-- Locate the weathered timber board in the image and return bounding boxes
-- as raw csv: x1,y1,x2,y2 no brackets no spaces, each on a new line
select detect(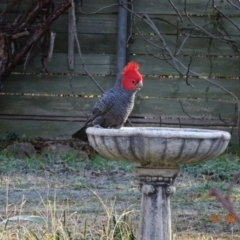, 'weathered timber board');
55,14,240,36
0,119,238,144
134,0,240,15
80,0,118,14
75,14,118,34
2,74,114,95
12,53,240,77
74,34,117,54
2,13,117,34
130,55,240,77
14,53,117,75
0,95,236,119
129,35,240,56
4,13,239,39
132,97,236,119
52,14,117,34
2,0,236,15
0,120,81,138
15,13,238,36
0,114,234,127
2,74,240,100
134,15,240,36
0,95,94,116
139,77,240,99
54,33,240,56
